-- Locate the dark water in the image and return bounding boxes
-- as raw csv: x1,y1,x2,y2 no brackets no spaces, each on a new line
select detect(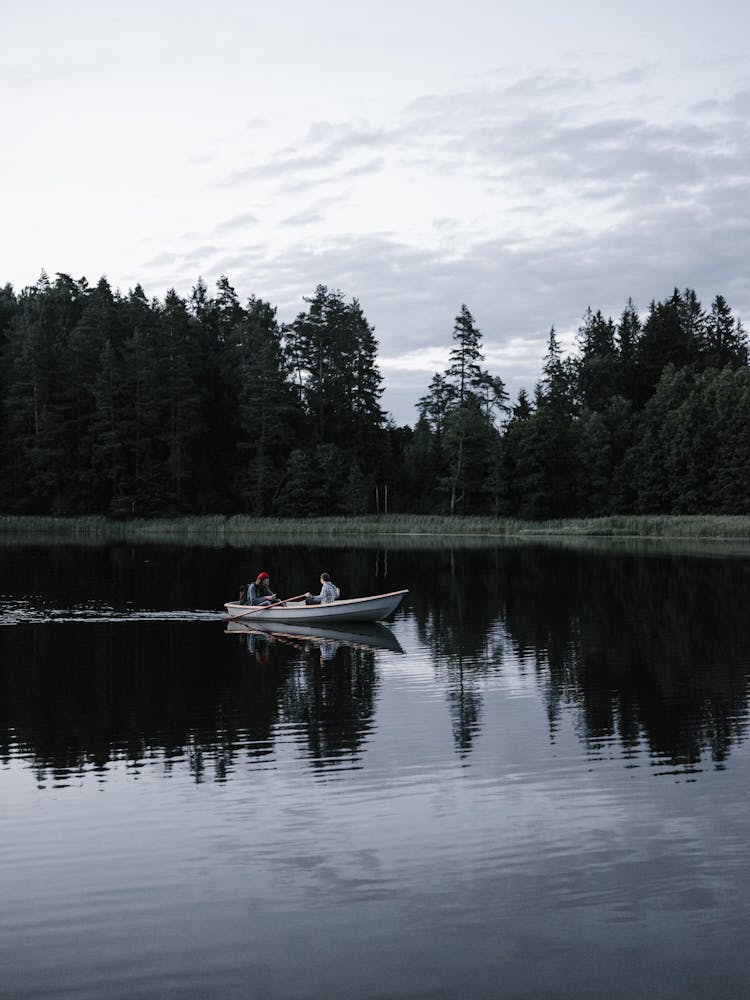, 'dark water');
1,540,749,999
